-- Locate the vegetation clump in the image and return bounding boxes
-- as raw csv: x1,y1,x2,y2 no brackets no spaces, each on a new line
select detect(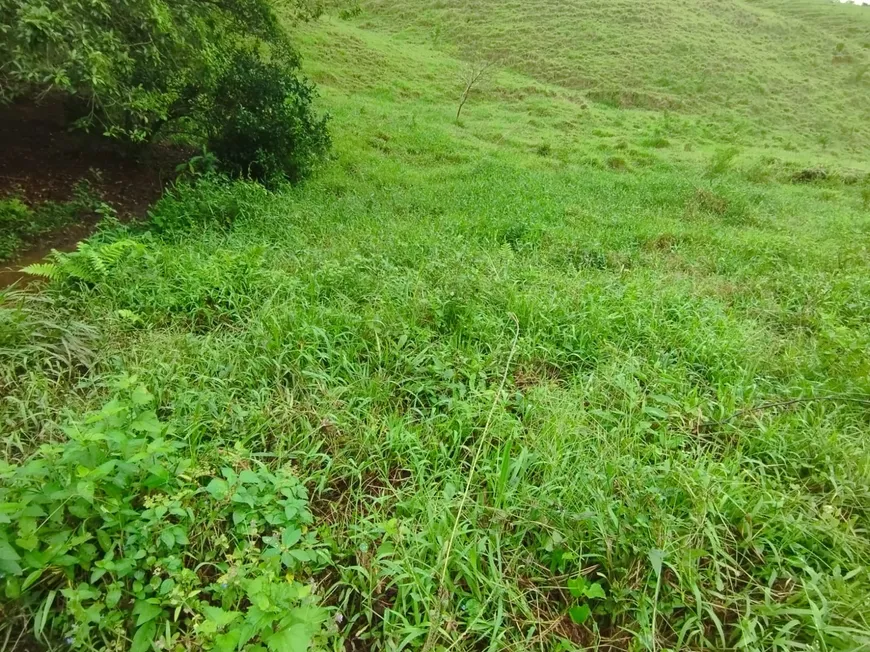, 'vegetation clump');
0,378,329,651
0,0,329,182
